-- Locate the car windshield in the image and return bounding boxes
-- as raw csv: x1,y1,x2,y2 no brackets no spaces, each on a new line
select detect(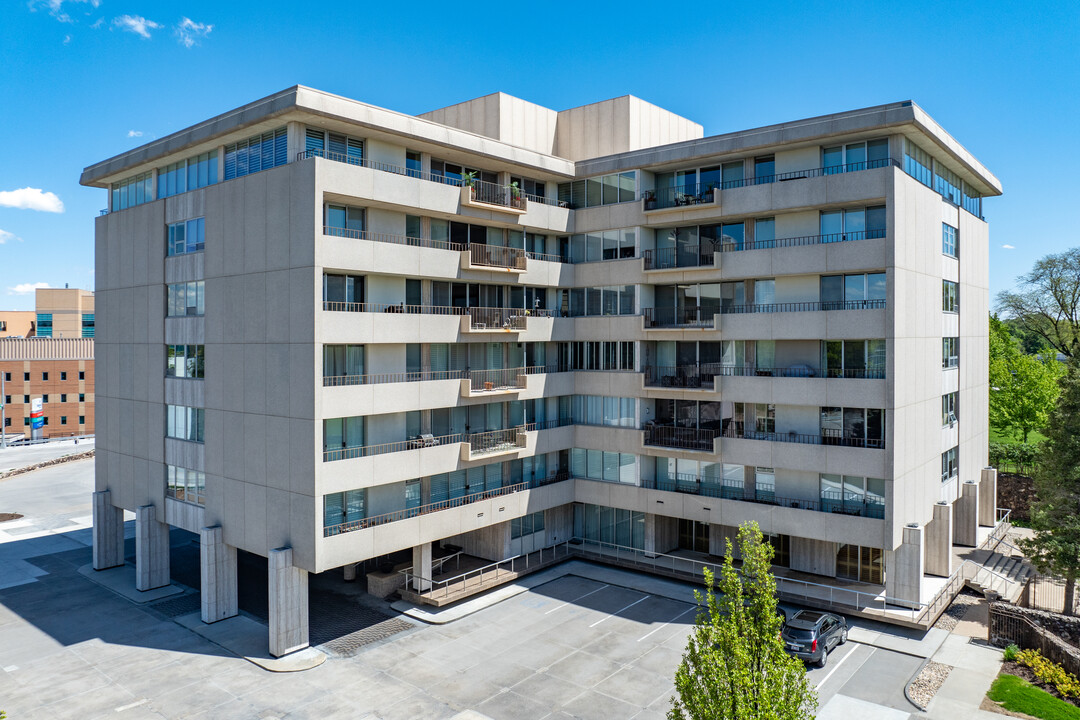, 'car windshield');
784,628,815,640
